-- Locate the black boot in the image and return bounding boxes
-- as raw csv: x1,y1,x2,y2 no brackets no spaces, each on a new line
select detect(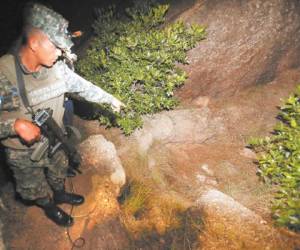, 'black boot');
53,190,84,206
36,197,74,227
